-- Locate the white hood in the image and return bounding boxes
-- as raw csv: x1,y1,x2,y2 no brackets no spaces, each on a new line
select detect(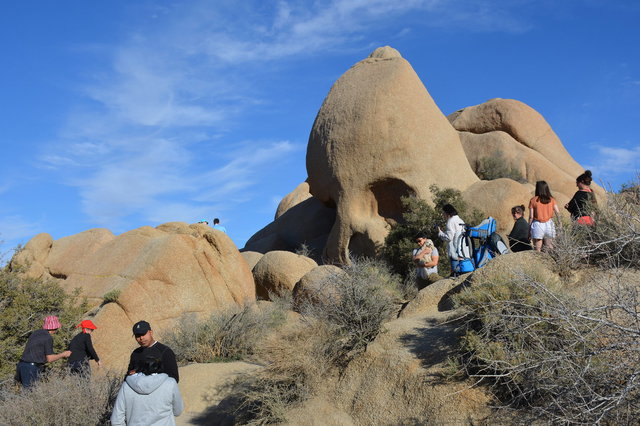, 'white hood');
125,372,169,395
